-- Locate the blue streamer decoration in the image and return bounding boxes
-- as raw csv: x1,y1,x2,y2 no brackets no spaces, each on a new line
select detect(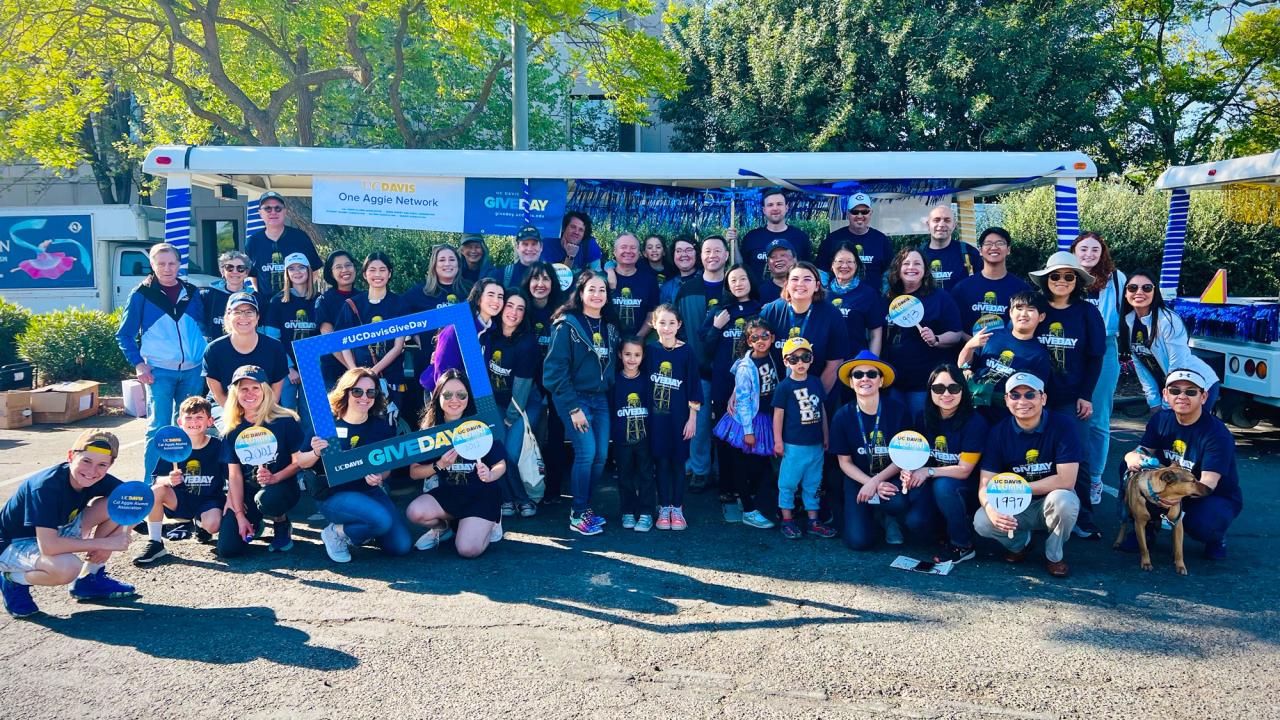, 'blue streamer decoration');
1171,298,1279,345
